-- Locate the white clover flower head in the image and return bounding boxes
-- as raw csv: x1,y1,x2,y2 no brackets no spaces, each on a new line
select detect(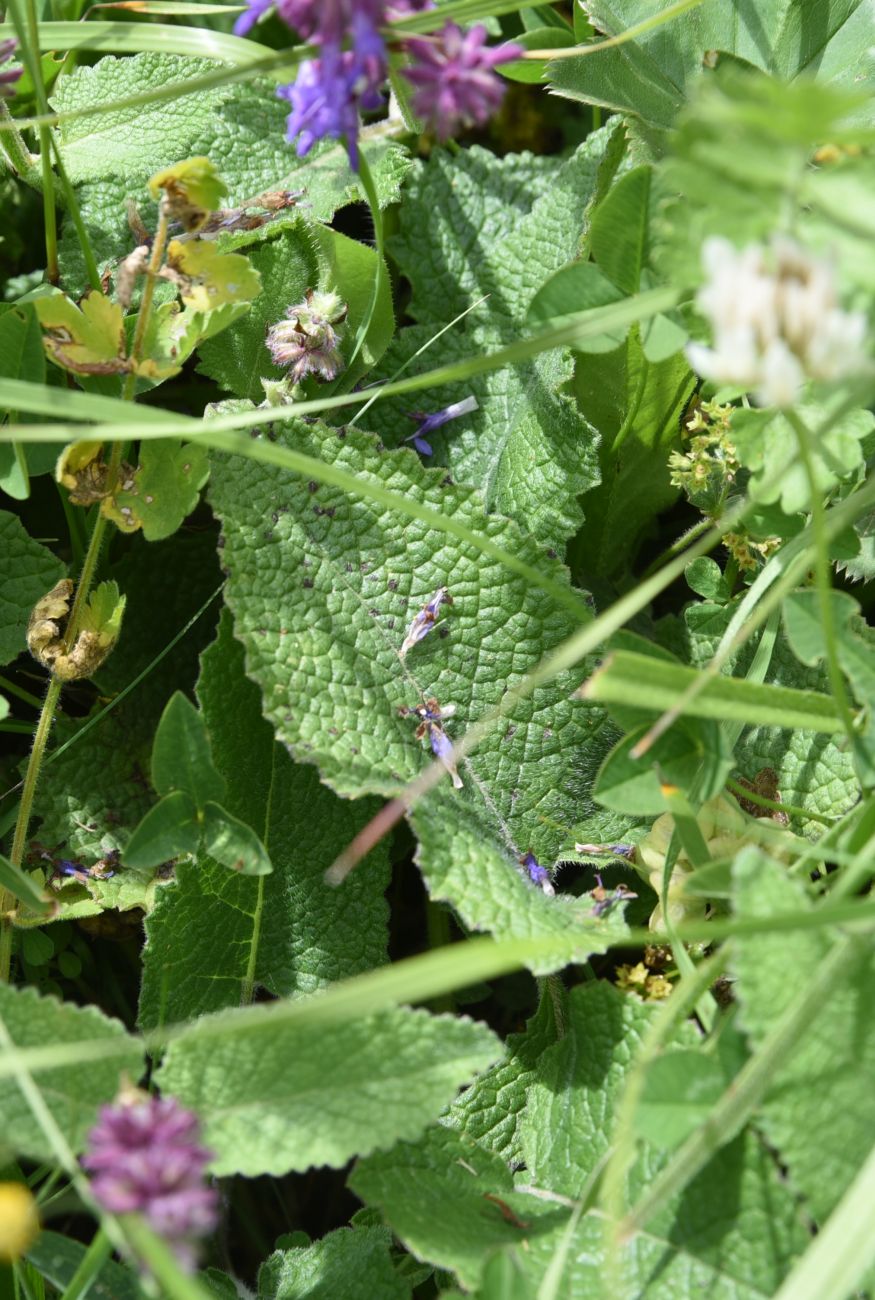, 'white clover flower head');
686,235,869,408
